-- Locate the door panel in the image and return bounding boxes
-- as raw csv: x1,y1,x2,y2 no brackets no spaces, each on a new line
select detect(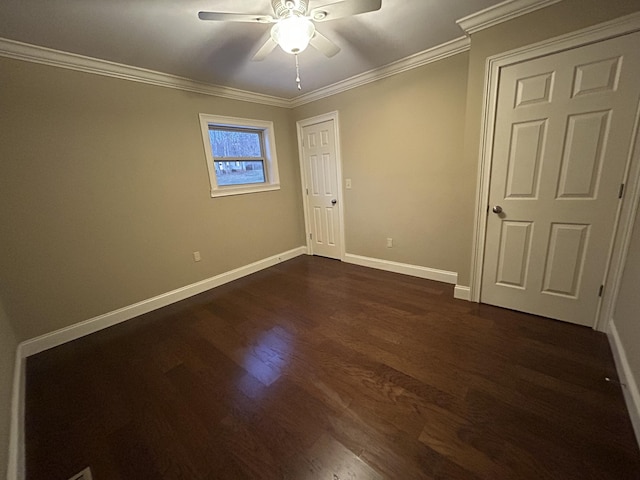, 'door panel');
302,120,342,259
496,221,533,288
541,223,589,297
505,120,546,198
481,32,640,326
572,57,621,97
557,111,609,198
515,72,554,107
